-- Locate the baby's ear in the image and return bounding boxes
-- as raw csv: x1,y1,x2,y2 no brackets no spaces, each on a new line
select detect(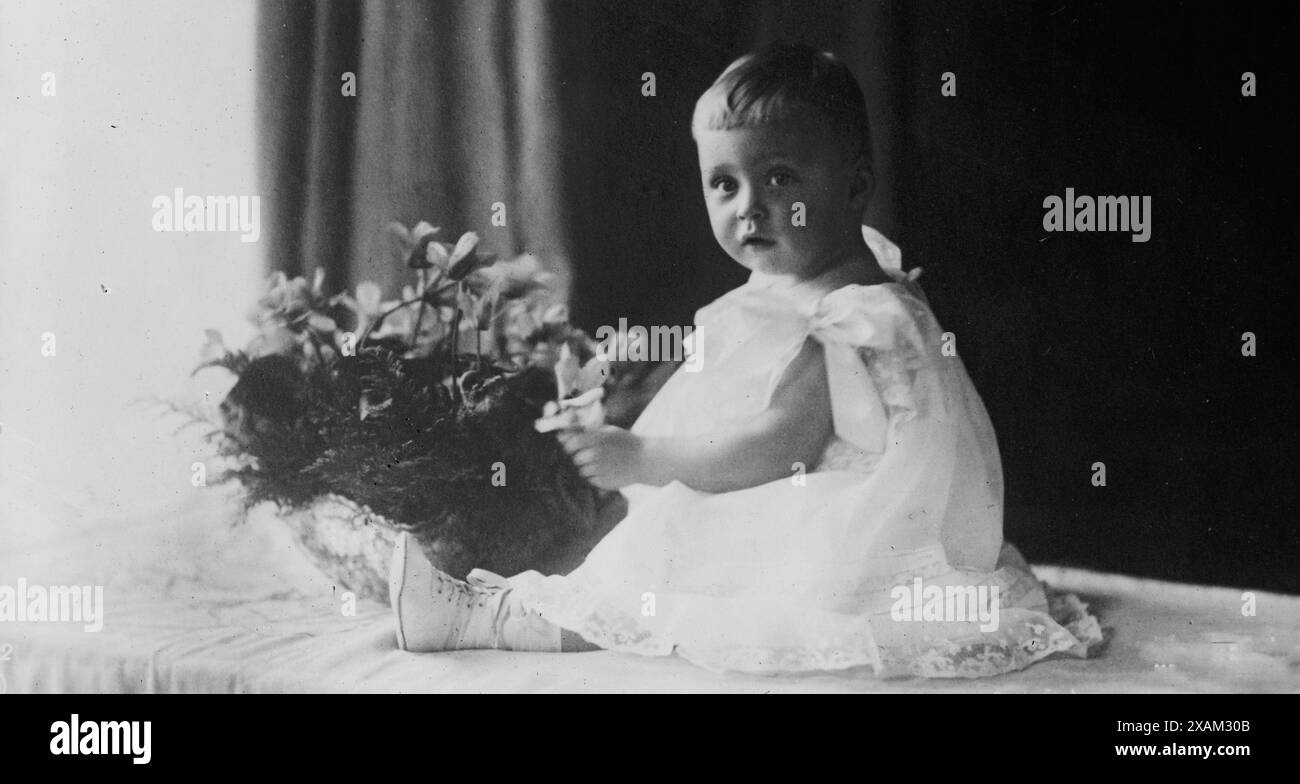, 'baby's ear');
849,152,875,215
